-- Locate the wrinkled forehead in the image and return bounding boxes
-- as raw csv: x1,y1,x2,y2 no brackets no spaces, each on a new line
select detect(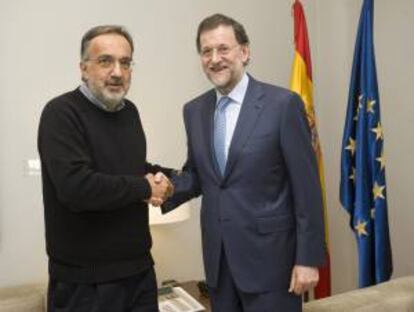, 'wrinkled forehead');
199,25,238,48
86,34,133,58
